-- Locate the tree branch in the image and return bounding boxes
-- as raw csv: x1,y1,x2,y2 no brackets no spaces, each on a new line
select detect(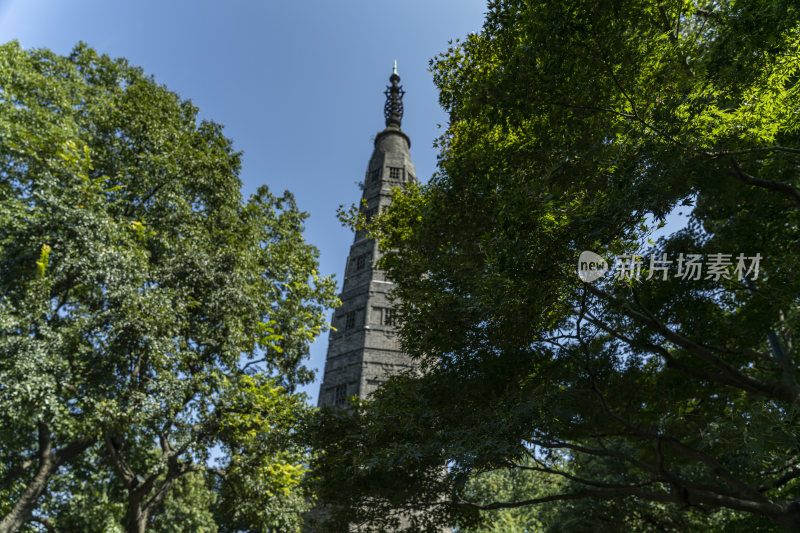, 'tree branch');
104,437,135,488
729,159,800,207
508,459,658,491
585,284,800,404
571,300,768,504
455,485,678,511
710,146,800,157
